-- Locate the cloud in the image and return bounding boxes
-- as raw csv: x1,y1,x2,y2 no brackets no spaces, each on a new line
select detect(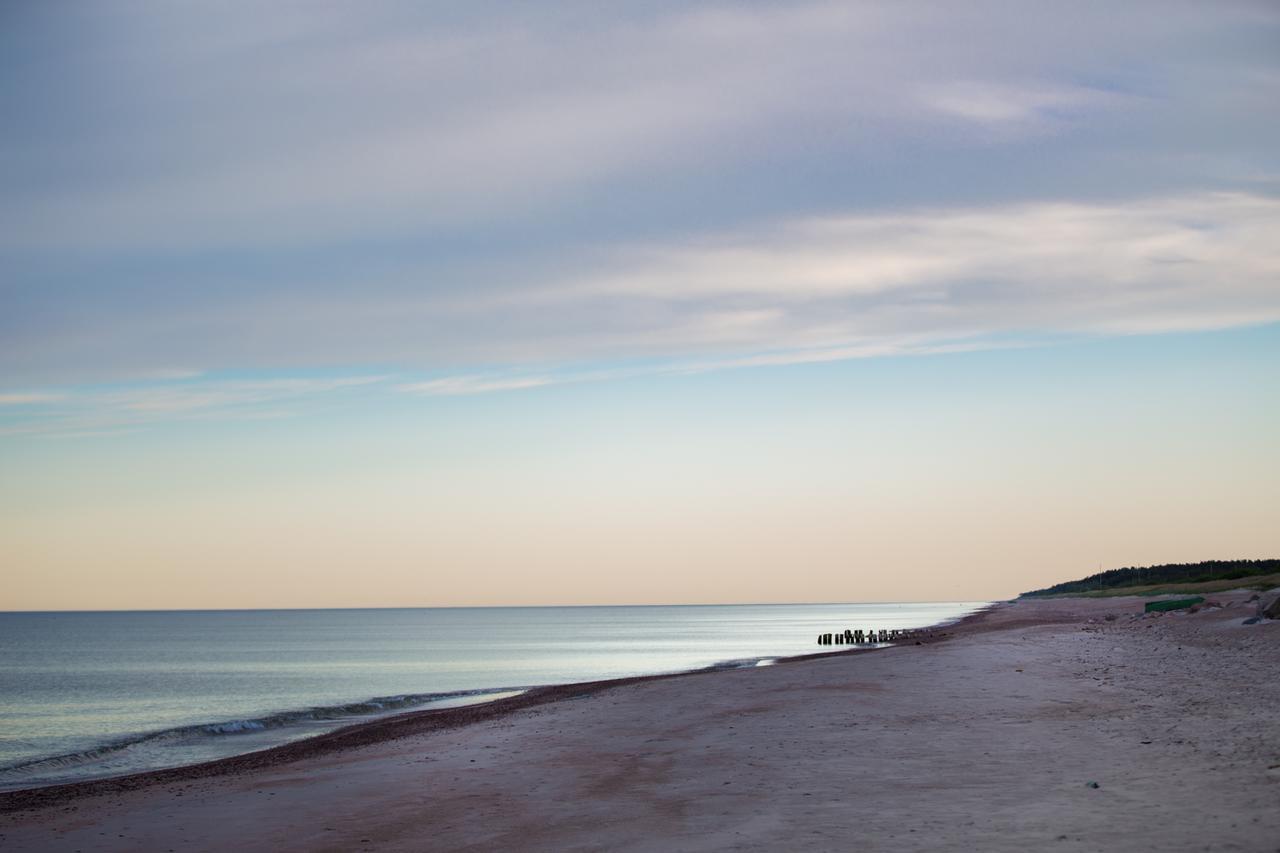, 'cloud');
392,336,1035,400
400,190,1280,388
397,375,555,396
921,81,1124,128
98,376,388,414
0,393,65,405
2,188,1276,425
576,192,1274,302
537,190,1280,342
3,1,1275,252
0,376,388,437
4,191,1277,407
1,1,1278,402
